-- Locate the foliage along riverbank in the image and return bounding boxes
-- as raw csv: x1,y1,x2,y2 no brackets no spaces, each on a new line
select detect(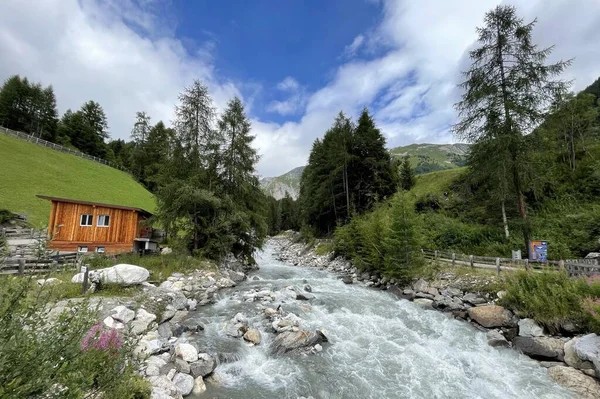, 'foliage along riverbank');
272,233,600,398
